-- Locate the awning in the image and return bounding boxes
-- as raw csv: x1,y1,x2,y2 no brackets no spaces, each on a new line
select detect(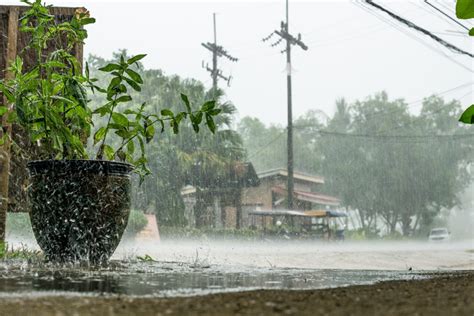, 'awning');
272,186,340,206
303,210,347,218
248,210,306,217
248,209,347,218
